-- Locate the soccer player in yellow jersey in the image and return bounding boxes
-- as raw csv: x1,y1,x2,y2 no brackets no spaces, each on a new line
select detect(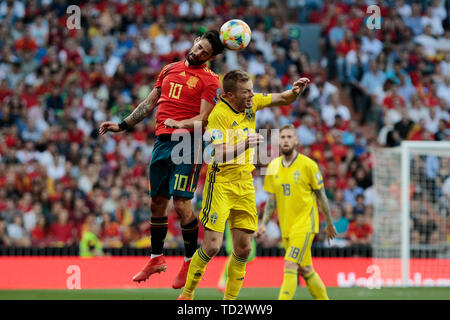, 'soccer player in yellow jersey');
178,70,310,300
257,124,337,300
